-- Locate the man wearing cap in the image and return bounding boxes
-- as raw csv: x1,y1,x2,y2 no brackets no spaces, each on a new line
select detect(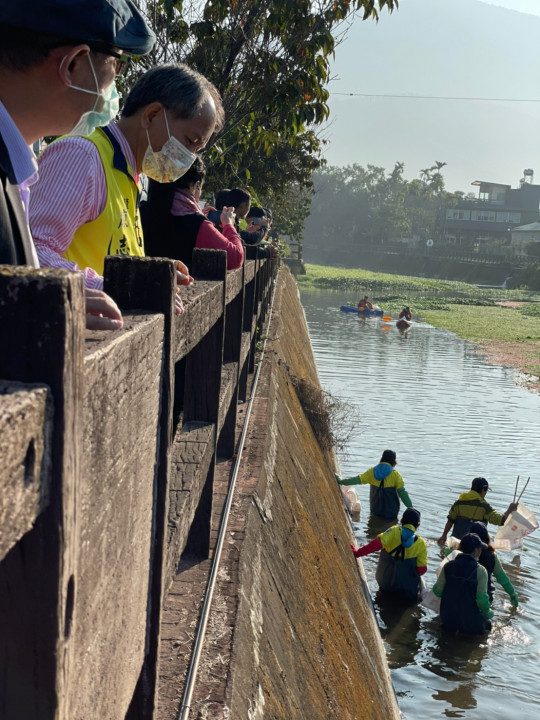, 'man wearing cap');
351,508,427,602
0,0,154,329
433,532,494,634
437,477,518,545
336,449,413,519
